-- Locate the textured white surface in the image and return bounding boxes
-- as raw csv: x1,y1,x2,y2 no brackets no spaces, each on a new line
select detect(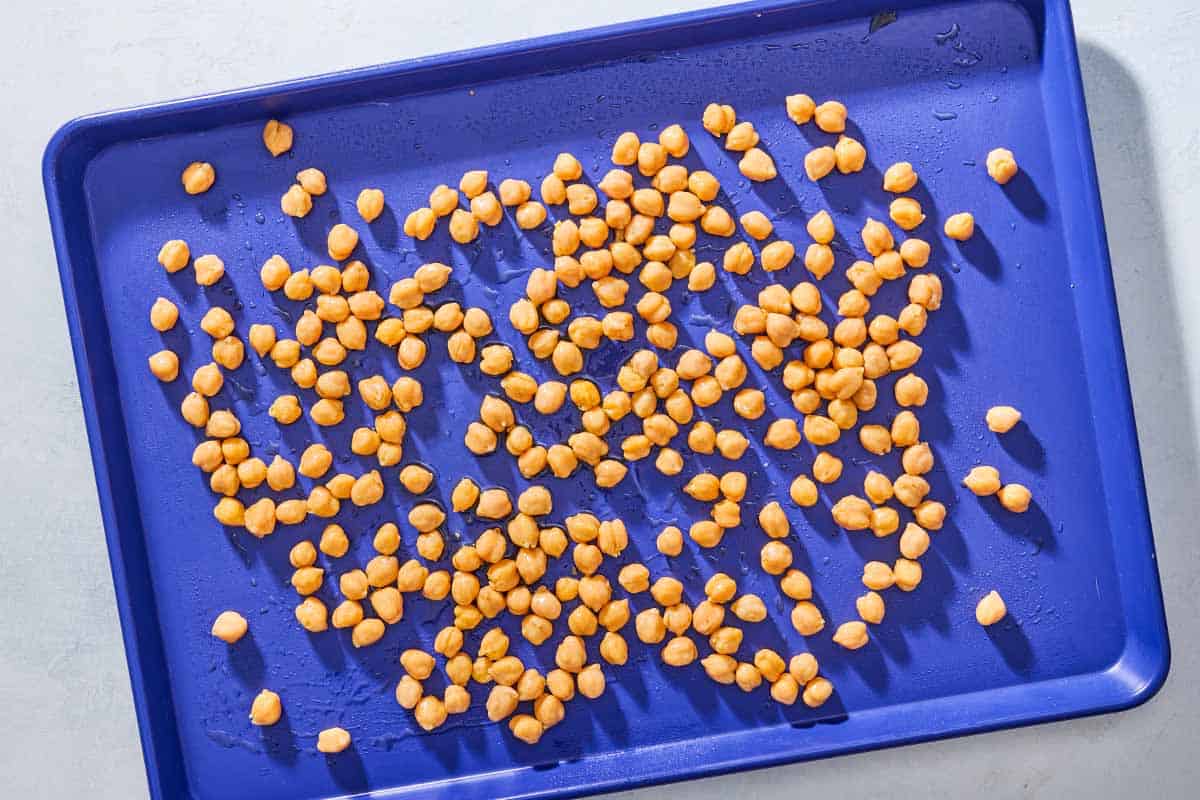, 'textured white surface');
2,1,1197,797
